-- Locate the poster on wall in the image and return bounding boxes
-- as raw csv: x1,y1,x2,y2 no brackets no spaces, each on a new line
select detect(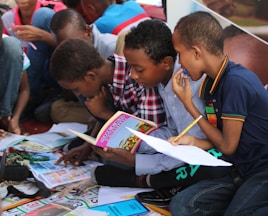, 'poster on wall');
193,0,268,45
